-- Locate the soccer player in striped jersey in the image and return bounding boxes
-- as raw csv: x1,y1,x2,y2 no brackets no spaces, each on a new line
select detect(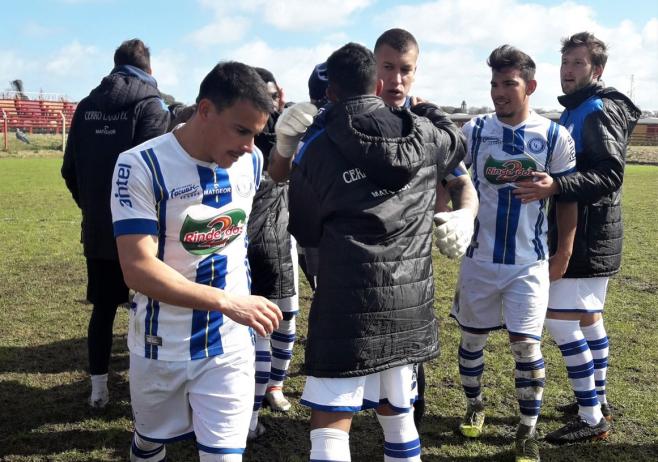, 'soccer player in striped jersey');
453,45,577,462
110,61,282,462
